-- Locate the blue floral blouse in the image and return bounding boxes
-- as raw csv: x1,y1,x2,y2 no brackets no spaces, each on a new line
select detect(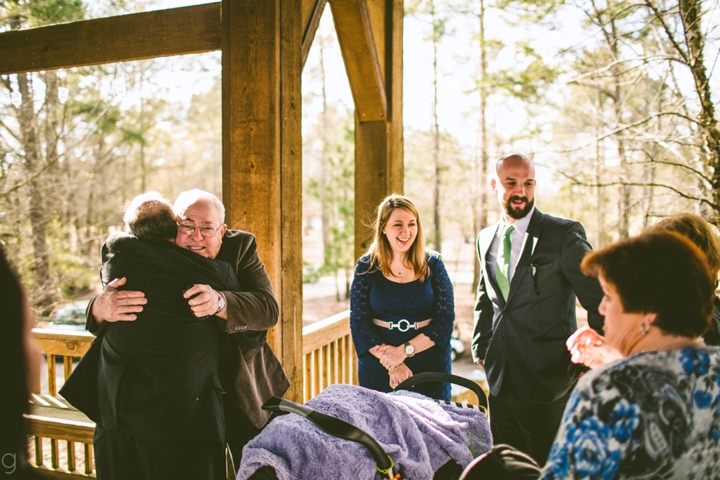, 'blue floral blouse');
349,252,455,400
542,346,720,479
